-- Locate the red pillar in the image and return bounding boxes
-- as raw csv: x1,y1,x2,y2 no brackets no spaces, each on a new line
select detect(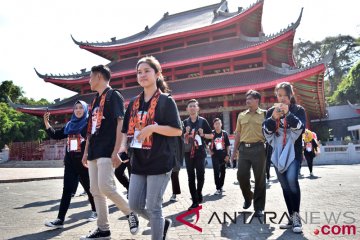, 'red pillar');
231,111,237,133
